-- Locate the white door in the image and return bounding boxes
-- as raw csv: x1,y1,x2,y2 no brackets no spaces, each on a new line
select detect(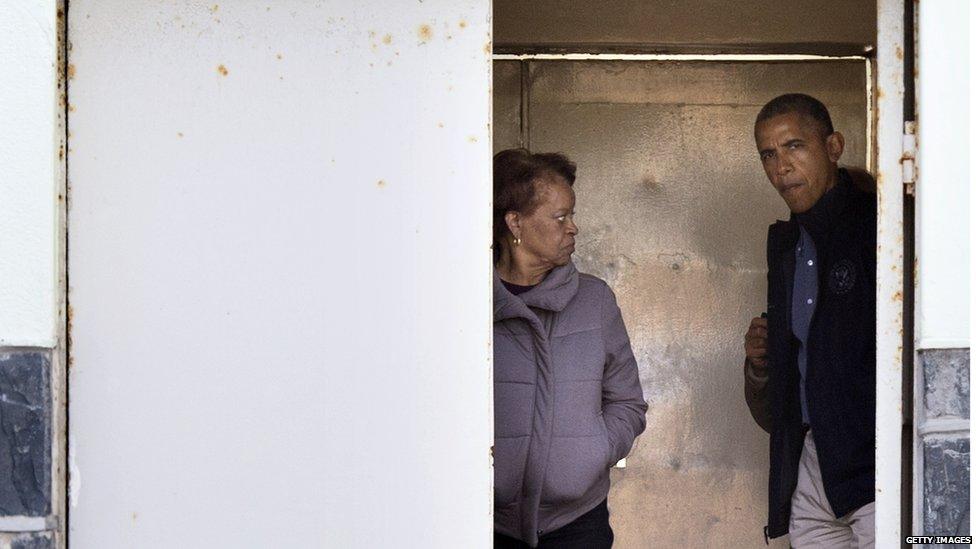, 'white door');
67,2,492,547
